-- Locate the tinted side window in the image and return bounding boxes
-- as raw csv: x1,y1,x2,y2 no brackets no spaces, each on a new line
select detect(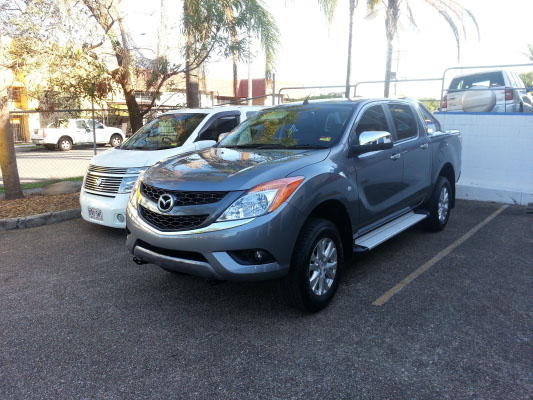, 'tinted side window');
199,115,240,141
418,105,440,134
388,104,418,141
355,105,389,136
